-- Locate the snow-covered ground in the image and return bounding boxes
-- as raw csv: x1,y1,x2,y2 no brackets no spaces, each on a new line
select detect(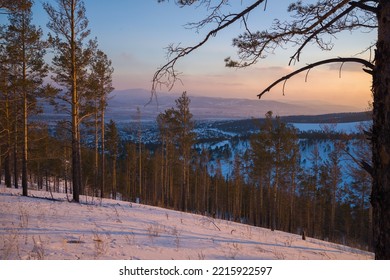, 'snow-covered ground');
0,185,373,260
290,121,372,134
